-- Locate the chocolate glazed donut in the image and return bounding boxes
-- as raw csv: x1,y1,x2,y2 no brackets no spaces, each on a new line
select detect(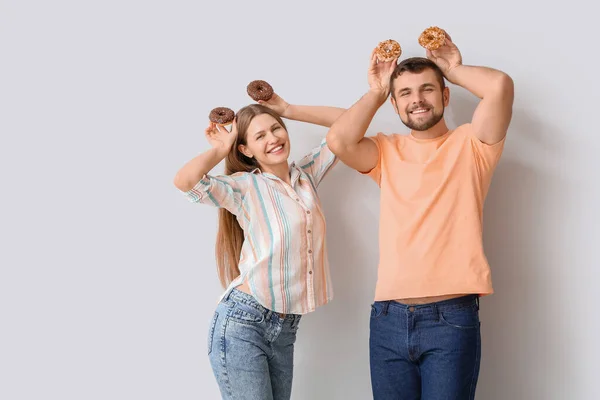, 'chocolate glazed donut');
208,107,235,126
246,80,274,102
